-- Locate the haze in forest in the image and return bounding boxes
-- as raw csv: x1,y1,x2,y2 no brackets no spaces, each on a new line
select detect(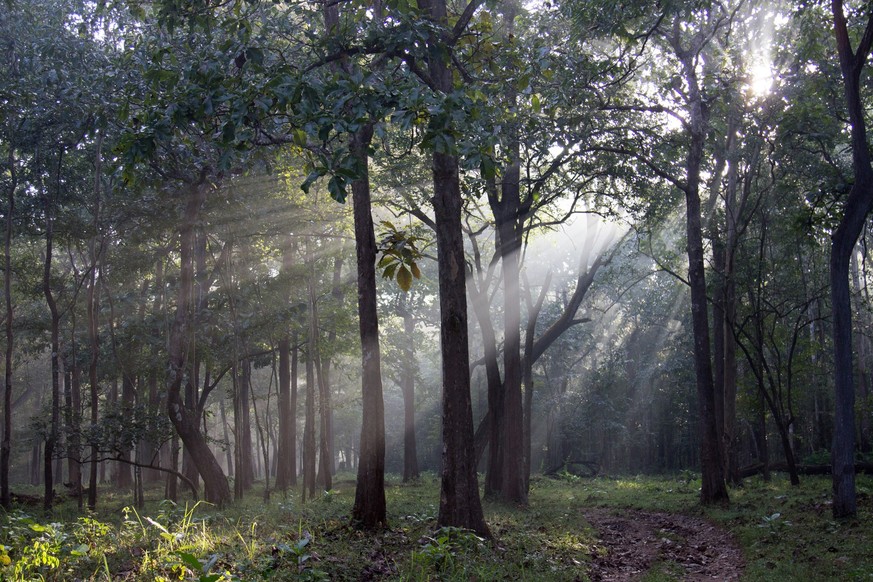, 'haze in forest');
1,4,872,578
